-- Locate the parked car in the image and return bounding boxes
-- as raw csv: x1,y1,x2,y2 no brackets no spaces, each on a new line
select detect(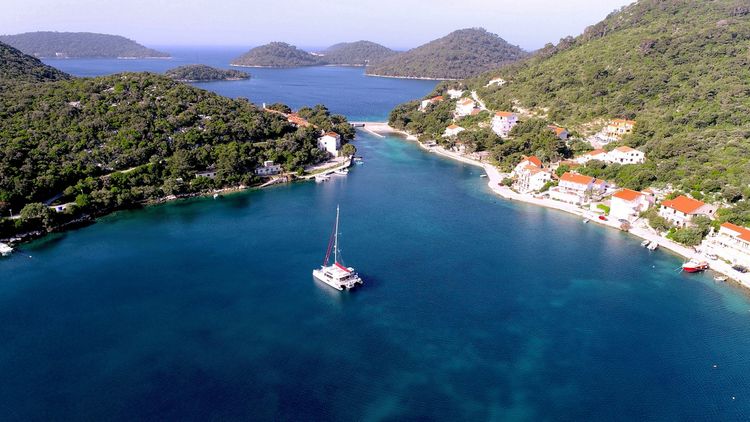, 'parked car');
732,265,748,273
598,215,608,221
